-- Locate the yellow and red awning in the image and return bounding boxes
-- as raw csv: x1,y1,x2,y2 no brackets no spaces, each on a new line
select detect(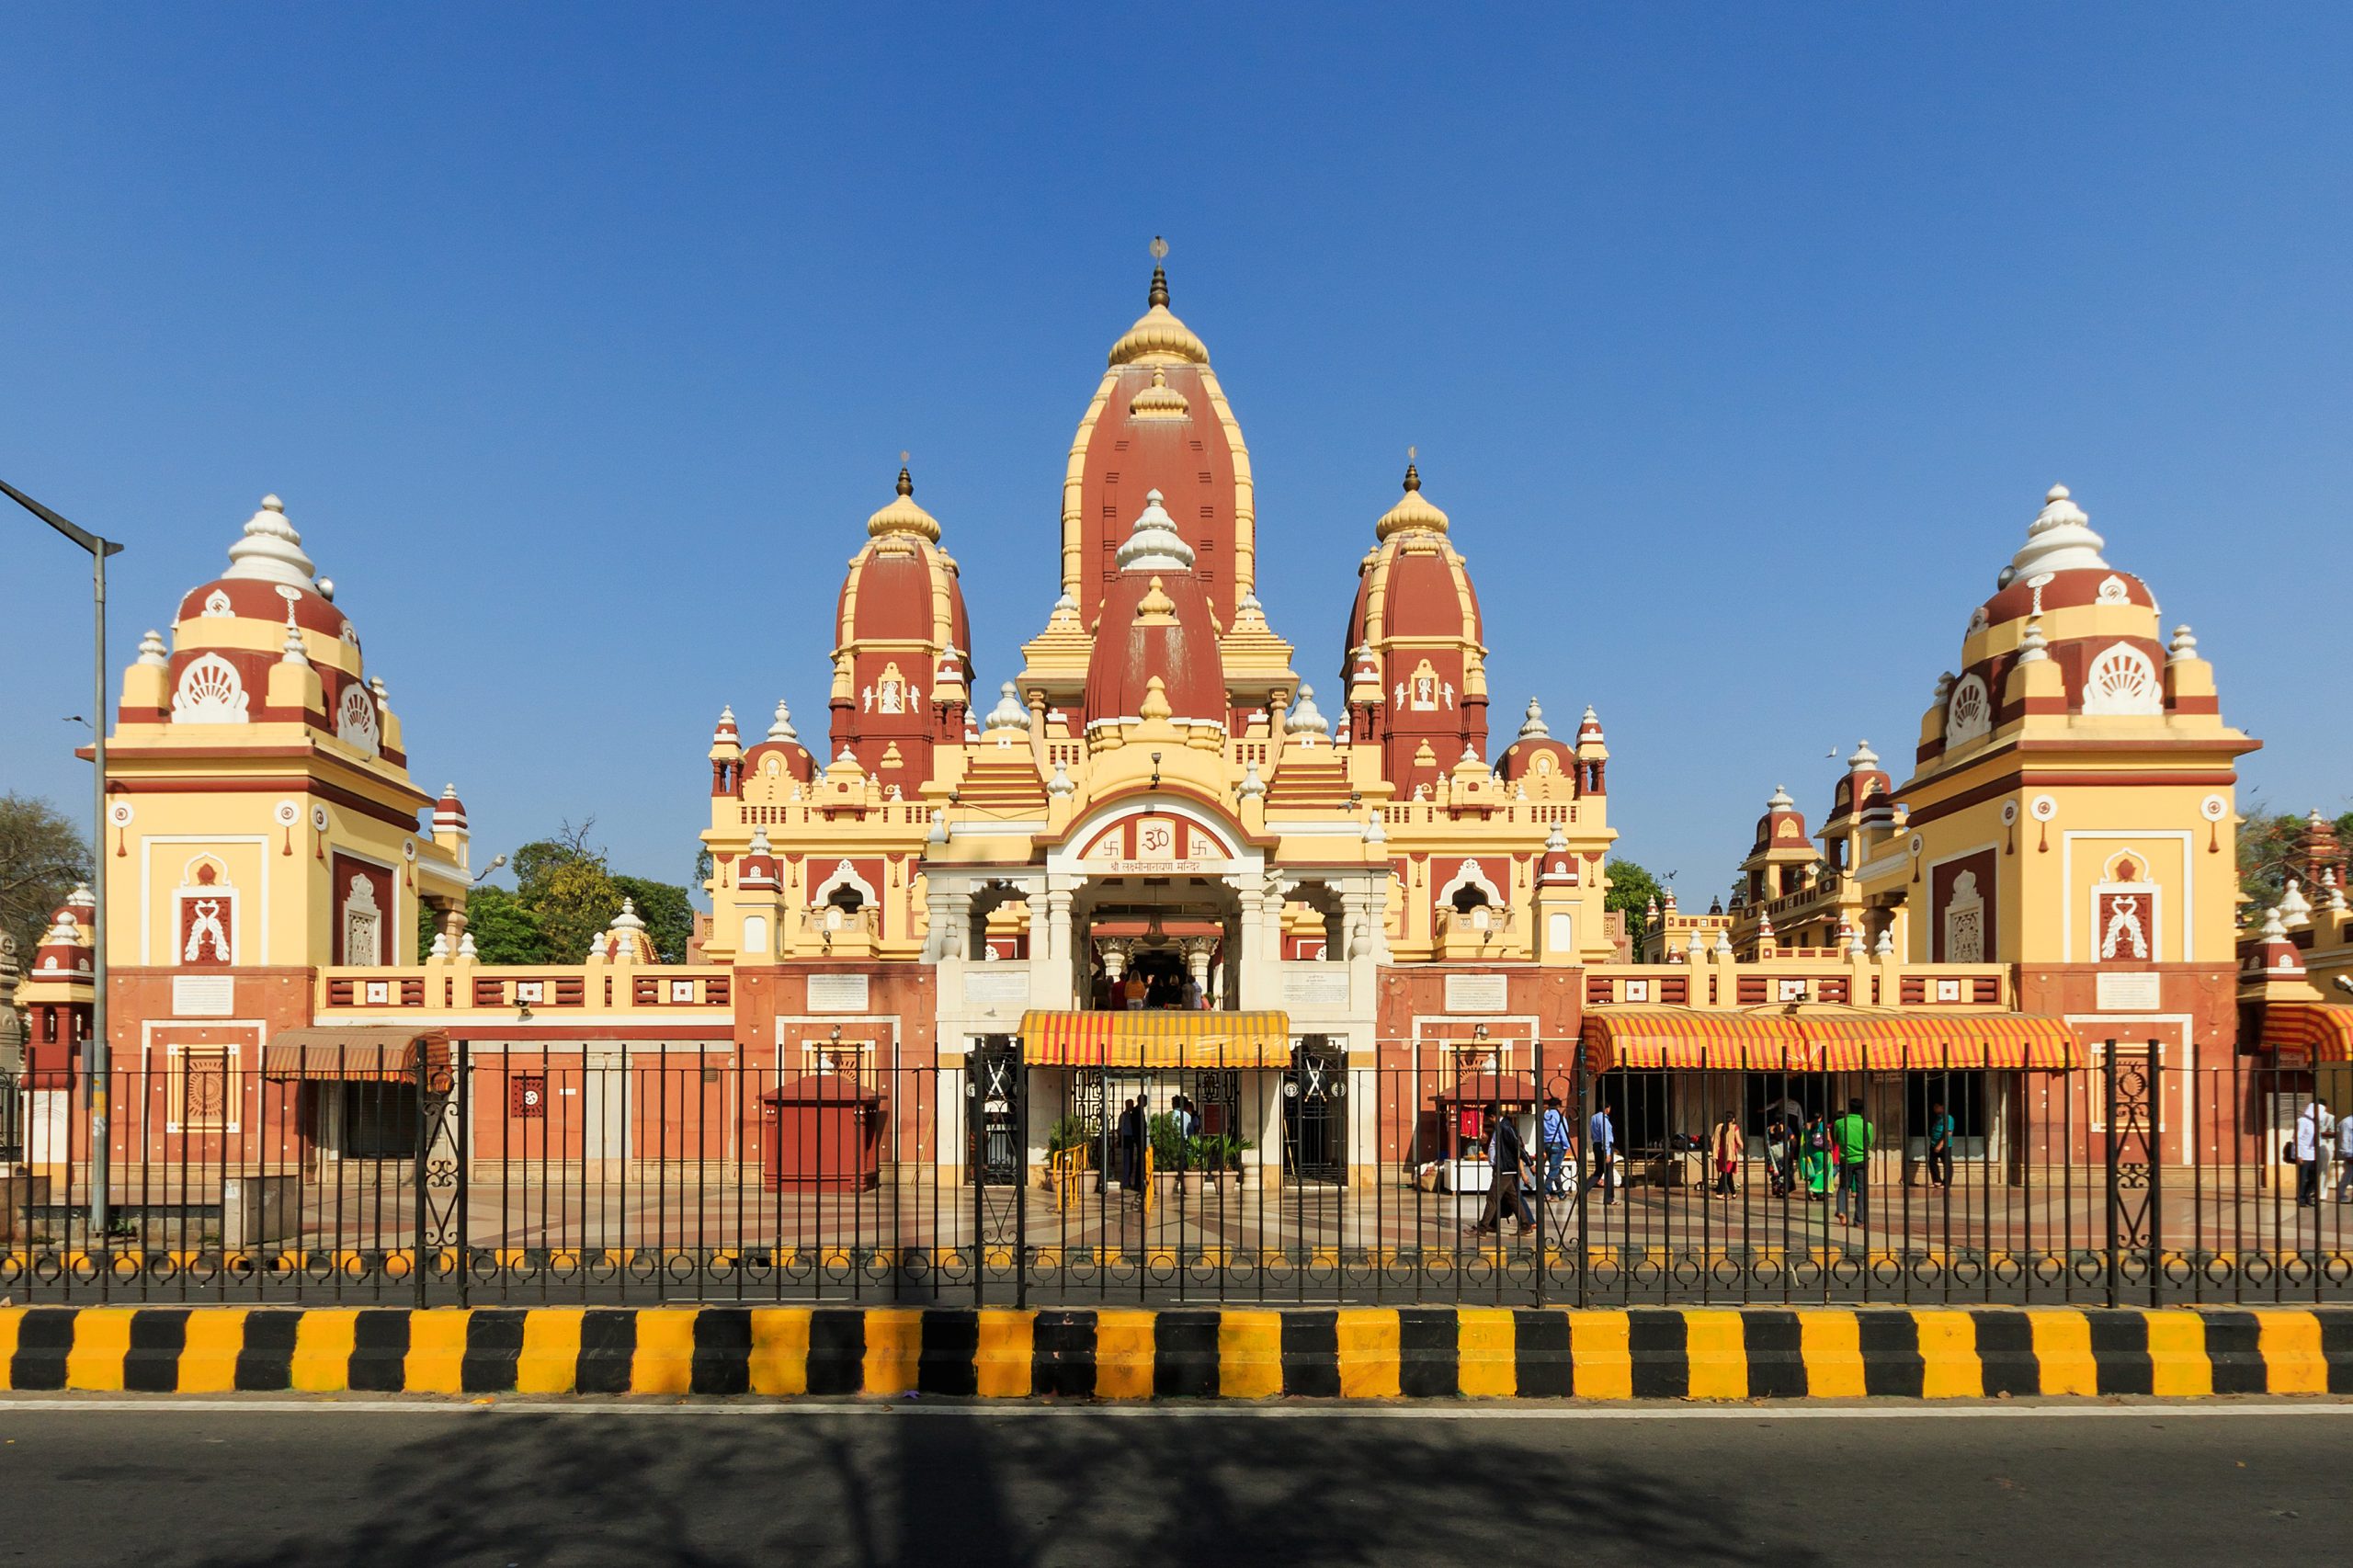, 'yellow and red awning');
2261,1002,2353,1063
1578,1008,1807,1073
1579,1006,2078,1074
1019,1010,1293,1068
